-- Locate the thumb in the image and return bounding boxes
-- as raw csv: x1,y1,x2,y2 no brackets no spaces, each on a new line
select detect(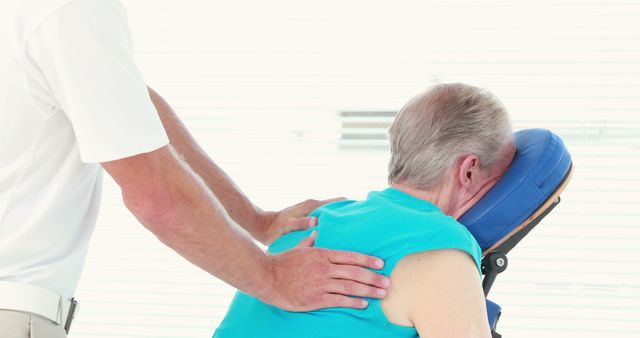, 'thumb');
296,230,317,248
